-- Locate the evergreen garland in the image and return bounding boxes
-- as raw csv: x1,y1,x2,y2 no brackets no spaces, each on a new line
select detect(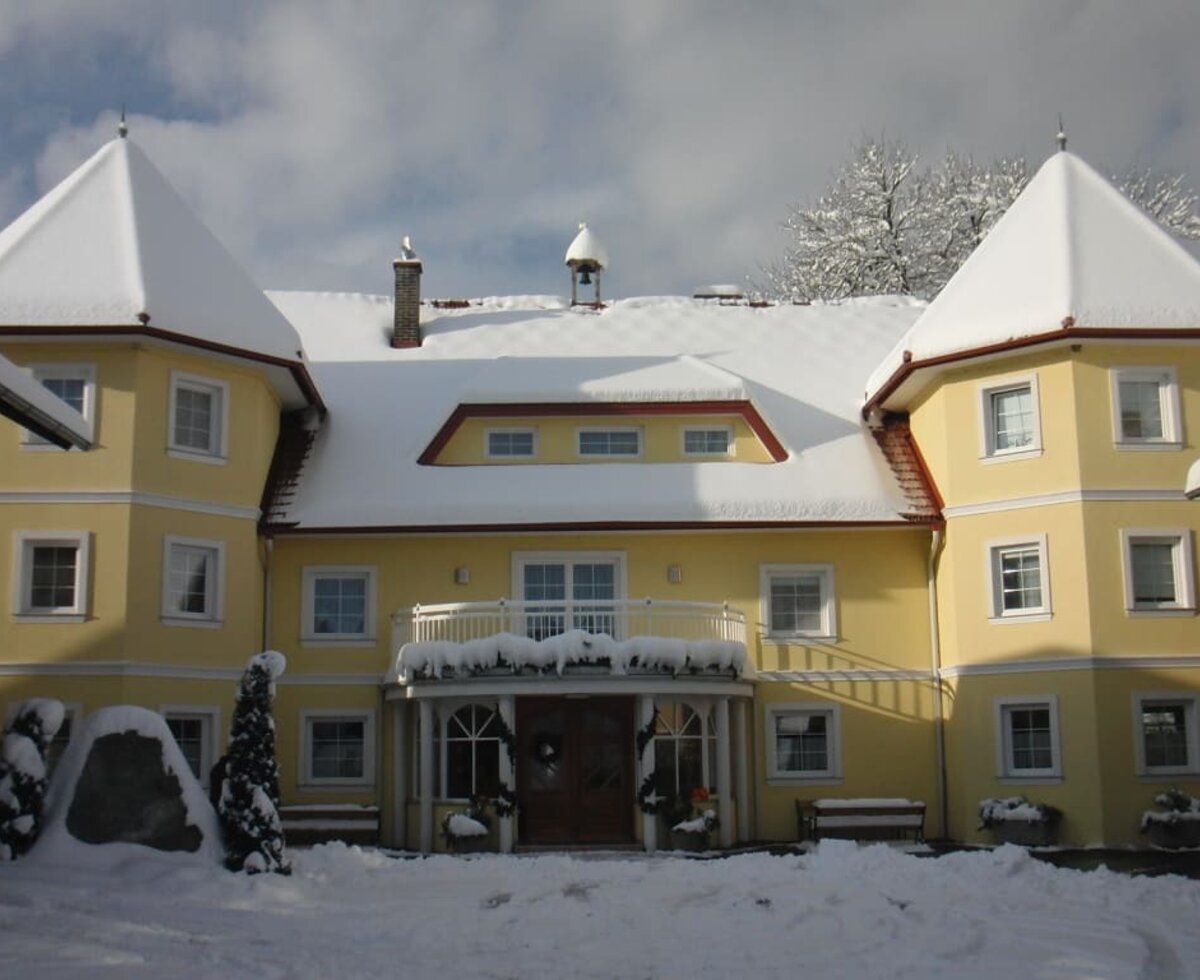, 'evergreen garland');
635,708,658,760
492,783,518,818
218,654,290,875
0,698,63,861
636,771,662,815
